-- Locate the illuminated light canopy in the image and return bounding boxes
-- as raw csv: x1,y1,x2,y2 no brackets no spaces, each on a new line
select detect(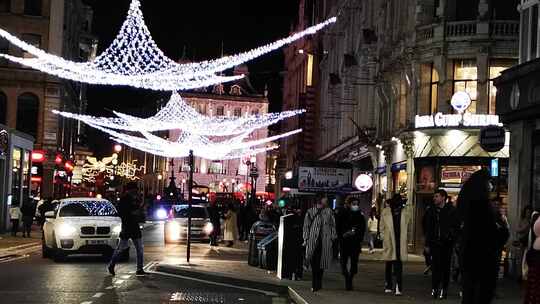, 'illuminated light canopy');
0,0,336,91
54,93,304,136
82,154,144,182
